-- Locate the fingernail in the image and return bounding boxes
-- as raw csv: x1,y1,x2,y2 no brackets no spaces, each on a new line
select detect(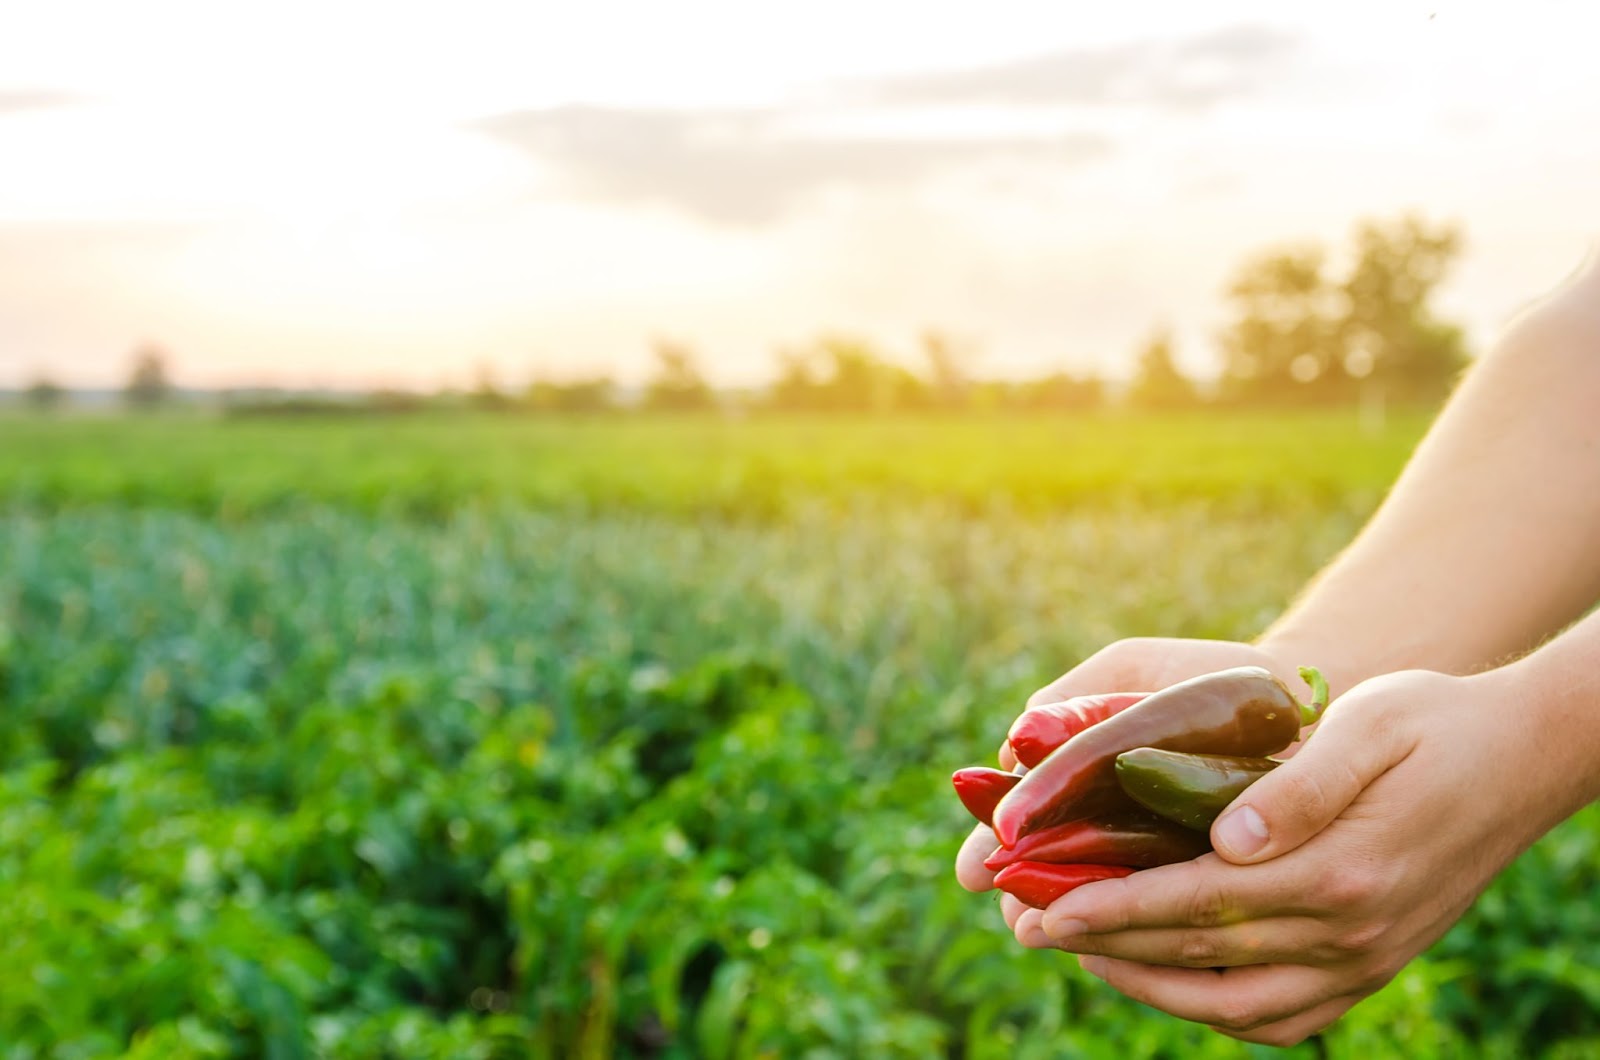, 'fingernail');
1215,804,1269,858
1078,955,1107,979
1043,916,1088,940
